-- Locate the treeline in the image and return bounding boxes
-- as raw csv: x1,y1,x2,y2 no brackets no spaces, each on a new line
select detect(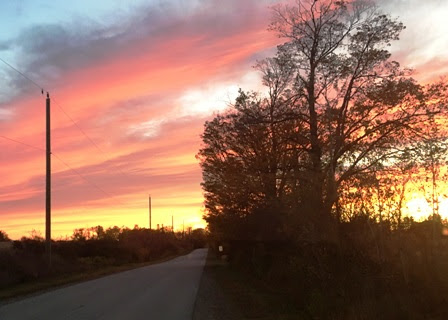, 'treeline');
0,226,206,290
198,1,448,318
